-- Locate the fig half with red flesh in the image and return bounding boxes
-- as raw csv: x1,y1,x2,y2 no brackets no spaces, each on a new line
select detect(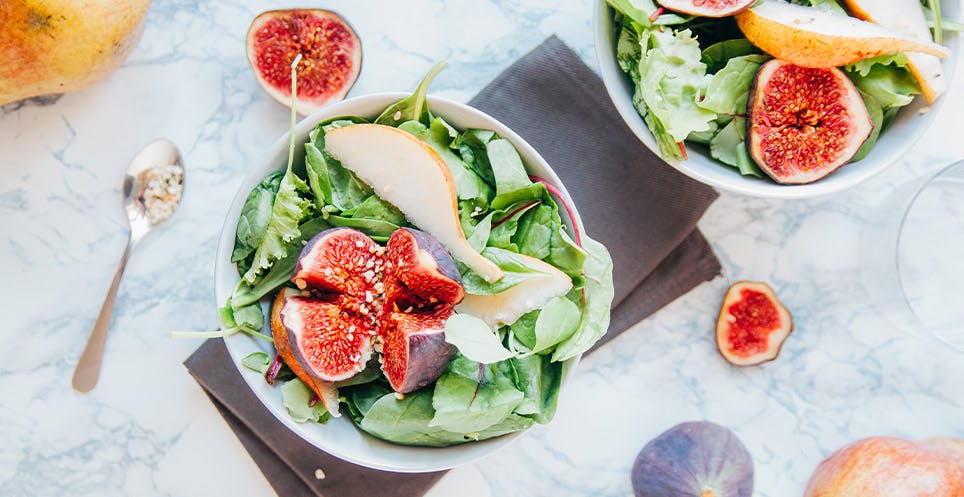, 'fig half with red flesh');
380,307,458,394
270,288,341,416
292,228,382,299
747,60,873,184
281,295,375,382
716,281,792,366
656,0,755,17
383,227,464,313
246,9,361,115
